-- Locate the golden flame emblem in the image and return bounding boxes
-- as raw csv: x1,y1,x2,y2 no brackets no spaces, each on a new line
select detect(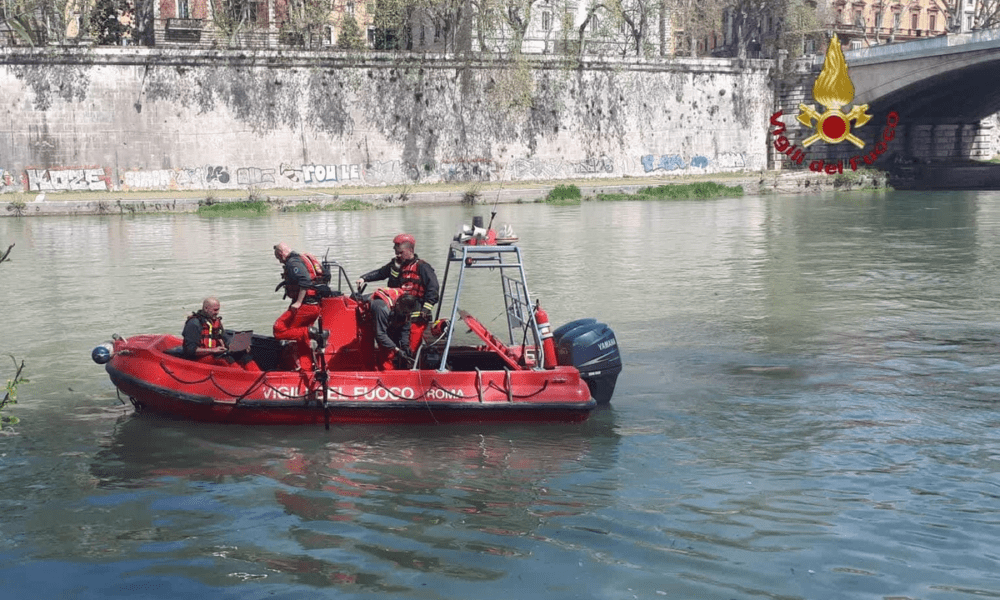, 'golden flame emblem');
798,35,872,148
